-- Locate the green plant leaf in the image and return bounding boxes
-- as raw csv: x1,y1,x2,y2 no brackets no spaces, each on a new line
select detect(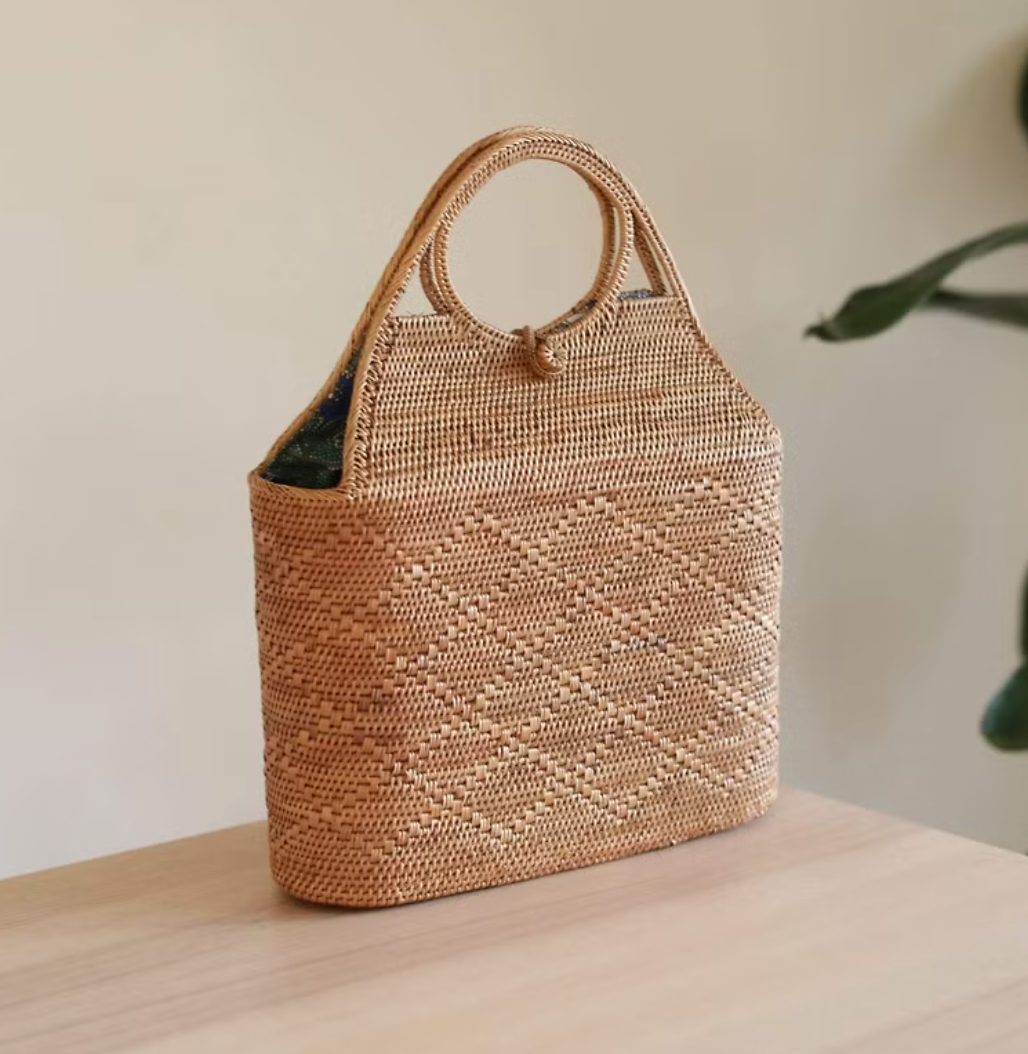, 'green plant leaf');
982,661,1028,750
925,287,1028,329
806,222,1028,342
